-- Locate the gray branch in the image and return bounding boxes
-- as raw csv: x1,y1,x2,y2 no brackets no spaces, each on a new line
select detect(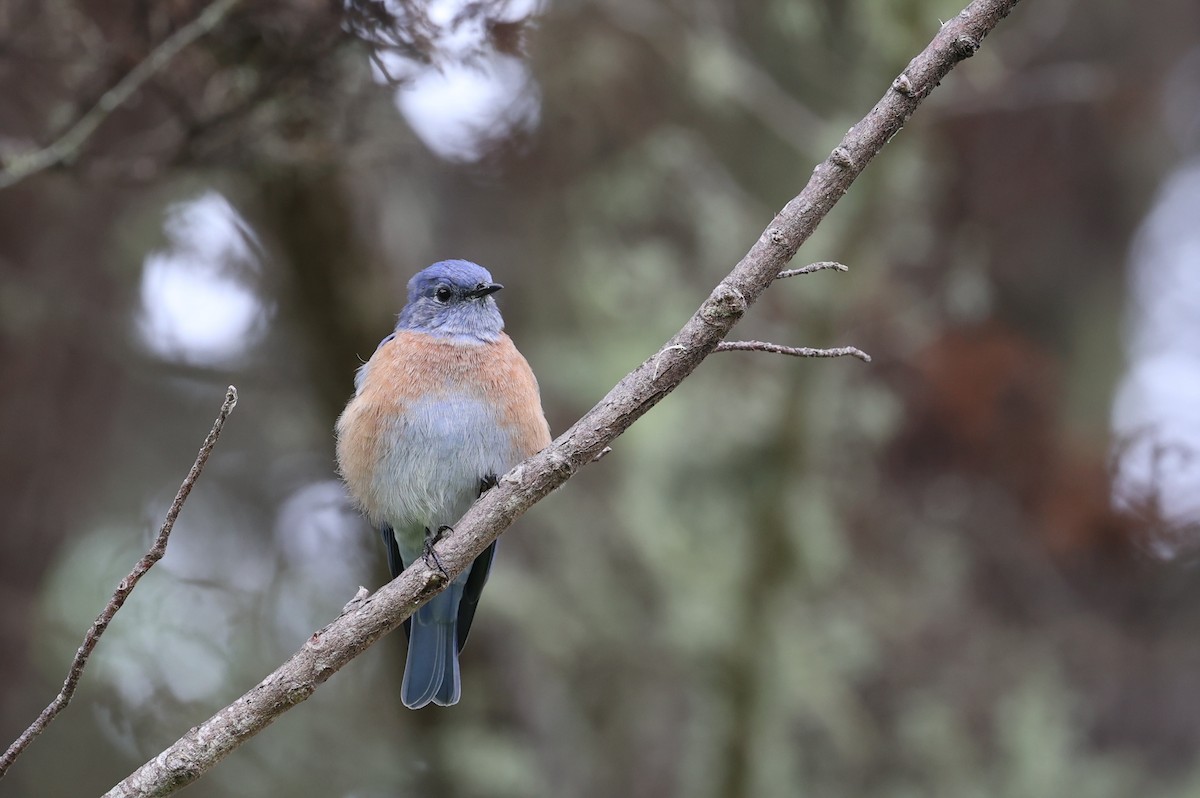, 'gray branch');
0,387,238,778
0,0,242,191
778,261,848,278
716,341,871,362
102,1,1024,794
